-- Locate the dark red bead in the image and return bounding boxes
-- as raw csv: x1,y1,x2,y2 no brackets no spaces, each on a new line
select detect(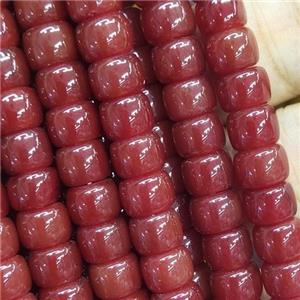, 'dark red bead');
0,8,19,48
183,228,203,266
0,218,19,261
